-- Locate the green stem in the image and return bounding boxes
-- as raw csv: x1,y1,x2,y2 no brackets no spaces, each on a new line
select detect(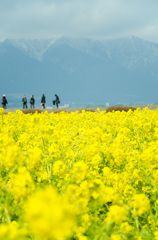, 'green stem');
4,206,11,223
135,216,139,233
37,124,46,155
